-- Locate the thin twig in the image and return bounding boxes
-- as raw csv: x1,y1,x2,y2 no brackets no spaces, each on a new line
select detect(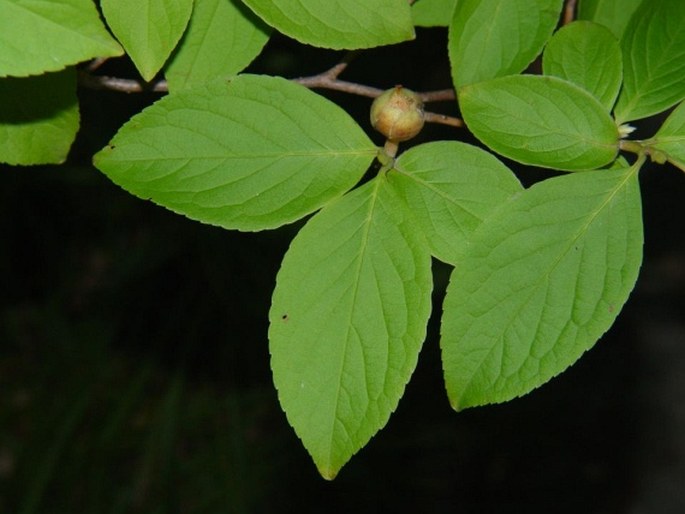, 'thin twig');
78,57,463,128
563,0,578,25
